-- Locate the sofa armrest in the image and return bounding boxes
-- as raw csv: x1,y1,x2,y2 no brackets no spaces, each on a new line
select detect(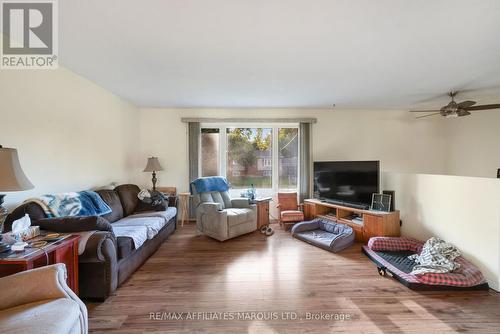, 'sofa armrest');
0,264,85,313
35,216,113,233
276,203,282,219
78,231,118,300
231,198,251,208
195,203,228,240
291,220,320,235
168,195,178,208
199,202,222,212
3,201,48,232
79,231,117,262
